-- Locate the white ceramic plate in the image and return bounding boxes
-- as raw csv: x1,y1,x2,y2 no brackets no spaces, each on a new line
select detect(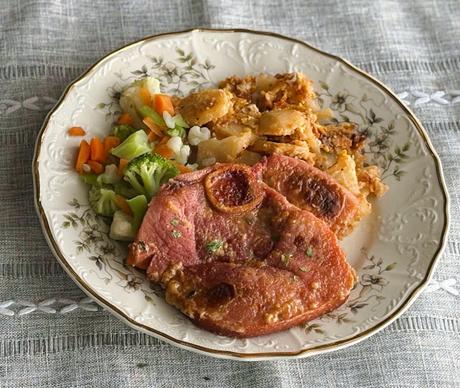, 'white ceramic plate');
33,29,449,360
